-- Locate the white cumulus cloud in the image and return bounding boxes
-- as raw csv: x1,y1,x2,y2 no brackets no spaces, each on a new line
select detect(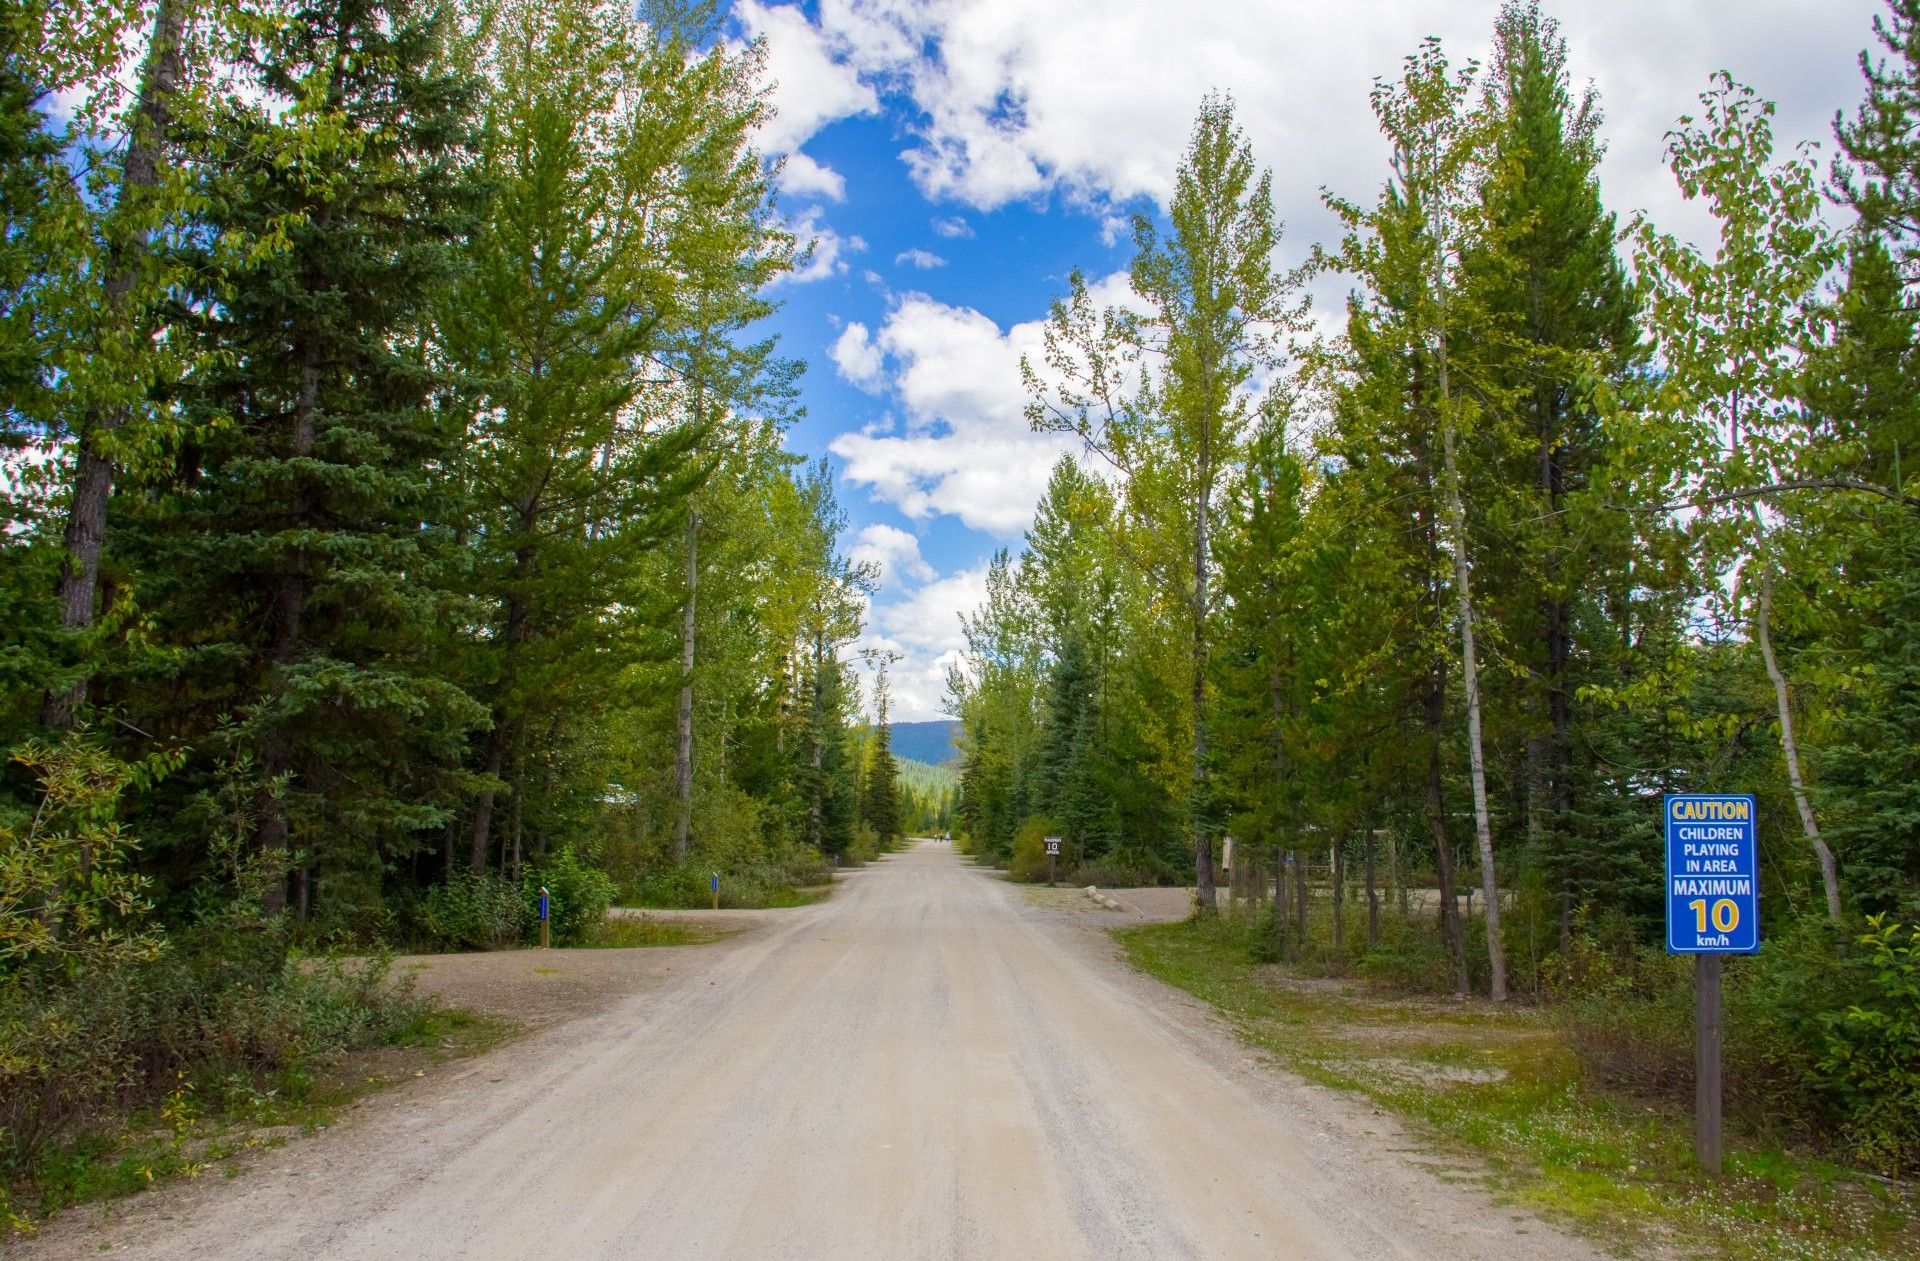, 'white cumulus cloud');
777,152,847,202
737,0,877,155
830,321,886,387
781,207,866,284
895,247,946,268
849,523,938,587
852,563,992,720
828,273,1143,537
785,0,1878,258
